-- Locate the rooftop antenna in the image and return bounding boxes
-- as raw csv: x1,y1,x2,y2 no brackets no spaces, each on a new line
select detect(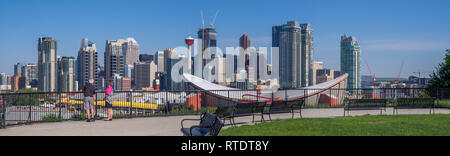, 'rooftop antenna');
209,10,220,28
